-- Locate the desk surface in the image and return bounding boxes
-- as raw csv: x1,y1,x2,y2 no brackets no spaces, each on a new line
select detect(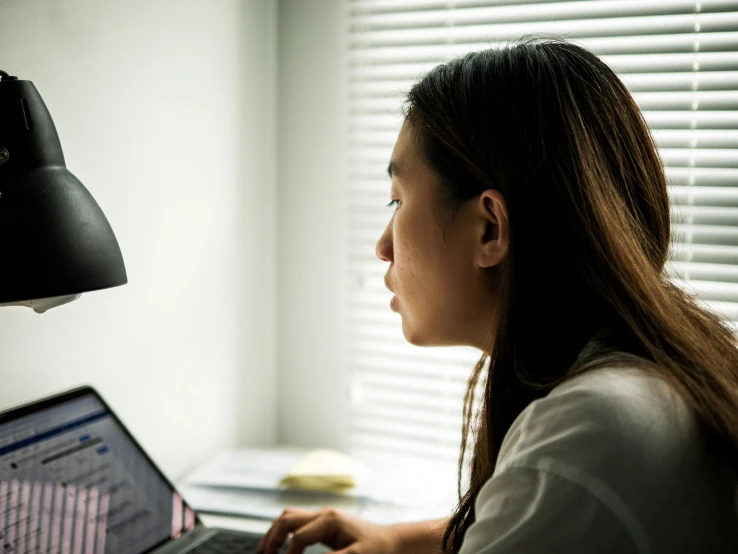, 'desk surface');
200,514,332,553
200,513,272,534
